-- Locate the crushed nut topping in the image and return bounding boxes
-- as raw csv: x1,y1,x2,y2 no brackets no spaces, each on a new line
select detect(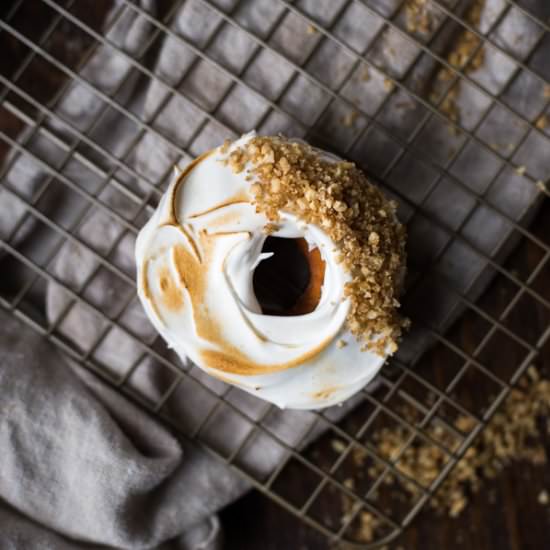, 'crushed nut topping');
262,222,280,235
221,135,407,355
